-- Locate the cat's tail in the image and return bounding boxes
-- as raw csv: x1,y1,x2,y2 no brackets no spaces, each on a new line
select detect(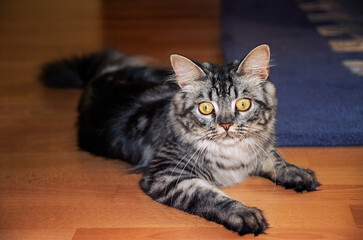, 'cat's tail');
40,49,144,88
